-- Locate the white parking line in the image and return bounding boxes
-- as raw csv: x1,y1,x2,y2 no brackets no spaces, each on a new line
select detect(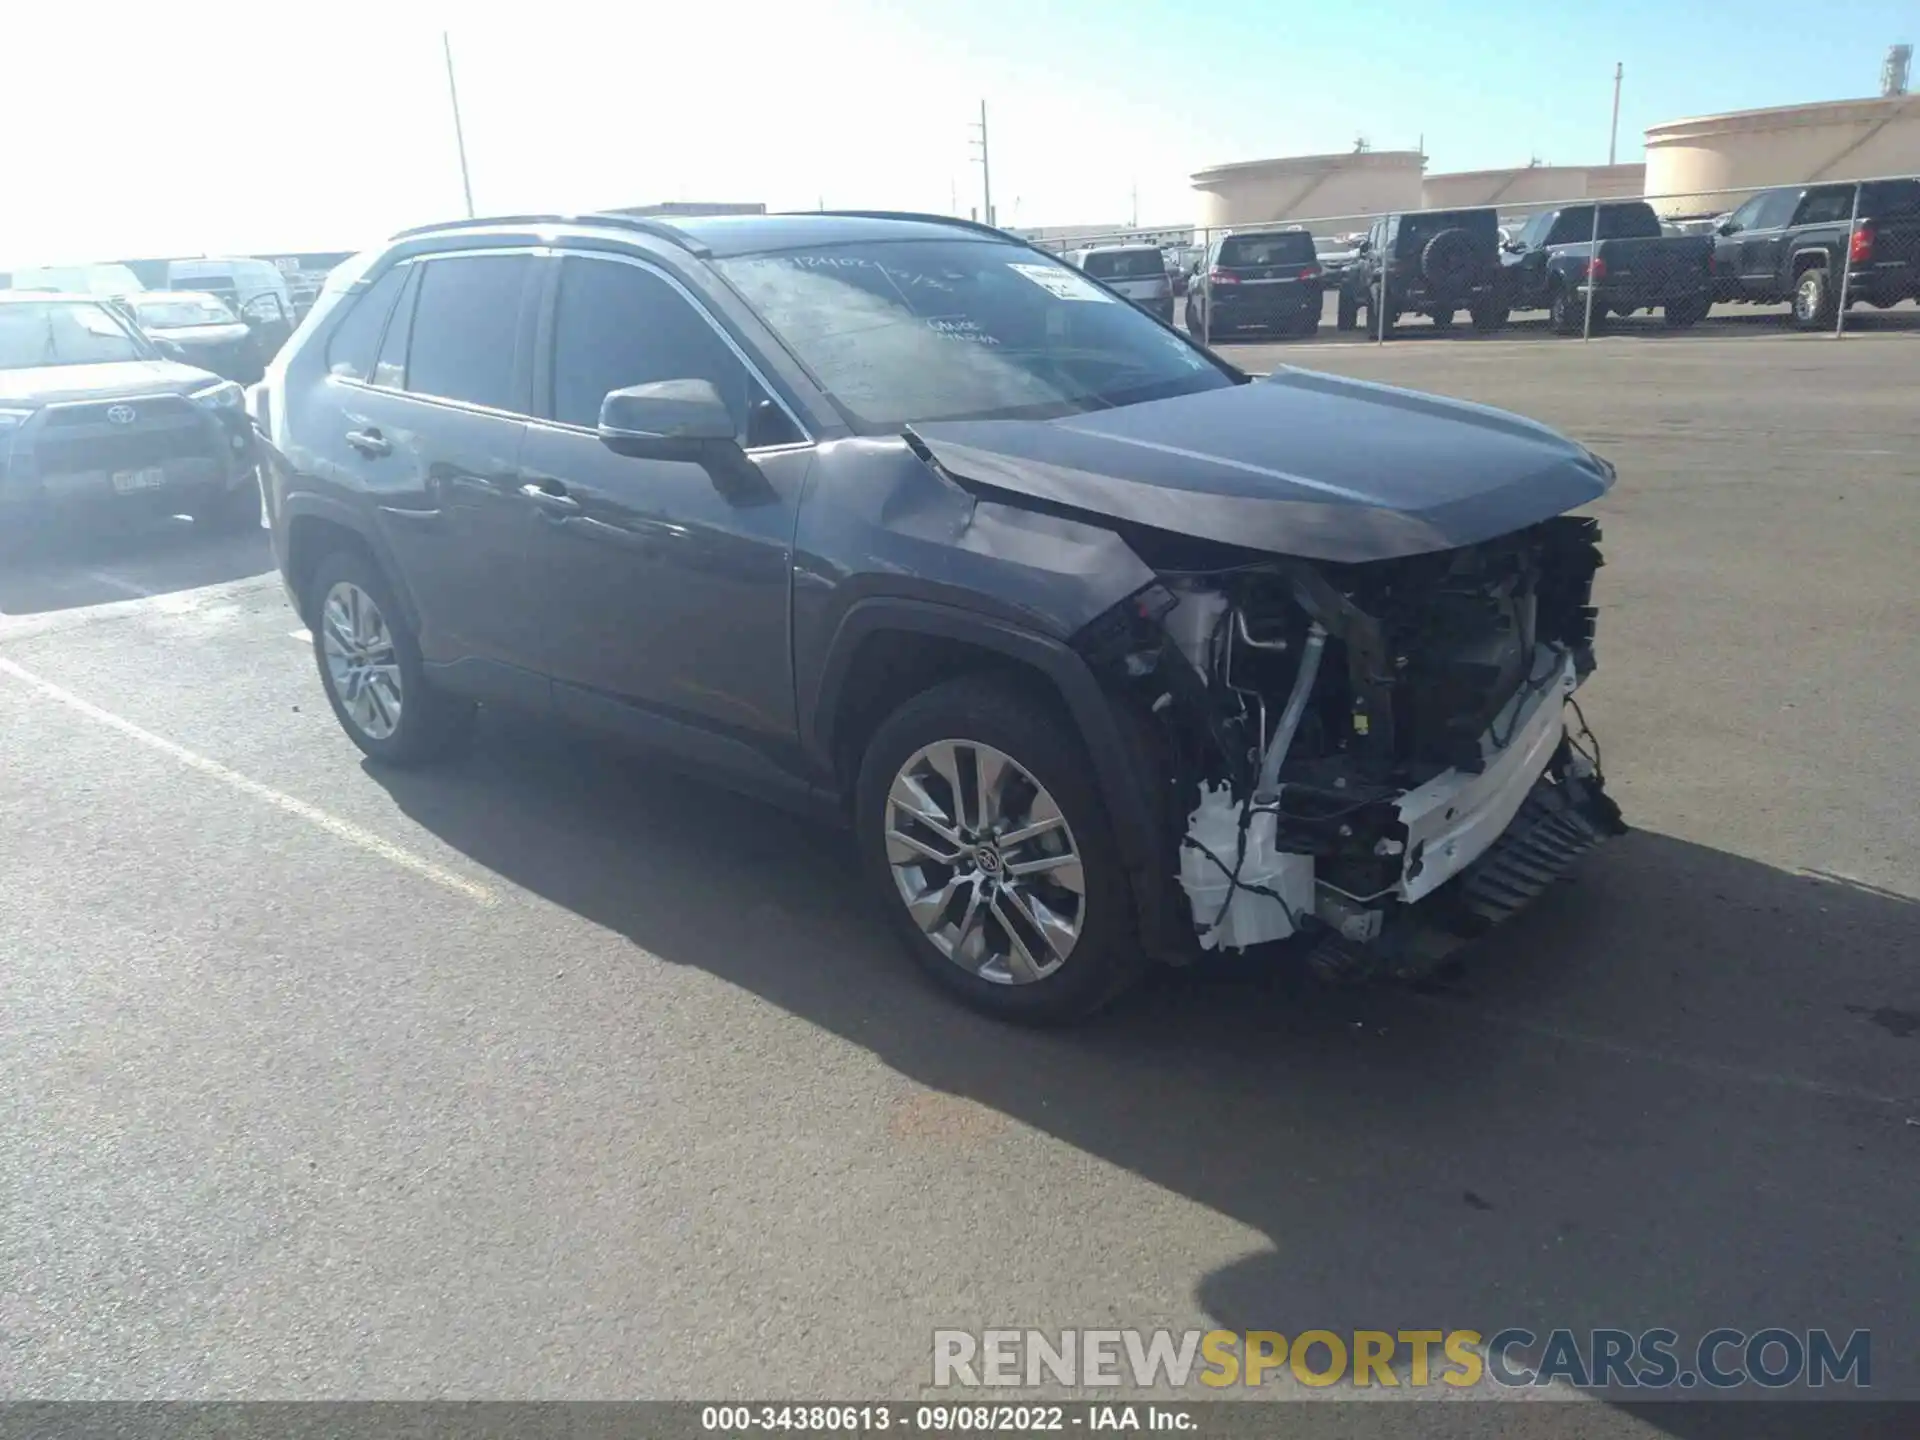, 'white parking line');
0,656,498,907
81,570,158,600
